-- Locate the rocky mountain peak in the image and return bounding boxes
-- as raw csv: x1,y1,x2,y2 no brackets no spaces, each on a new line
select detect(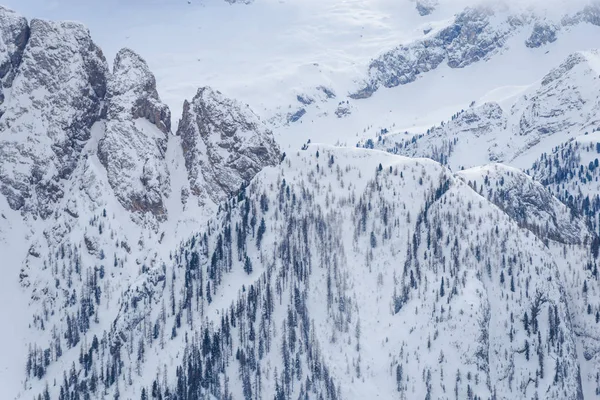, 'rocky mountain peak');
178,86,281,203
0,15,108,218
541,50,599,87
515,50,600,140
109,47,170,133
416,0,437,16
97,48,171,221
